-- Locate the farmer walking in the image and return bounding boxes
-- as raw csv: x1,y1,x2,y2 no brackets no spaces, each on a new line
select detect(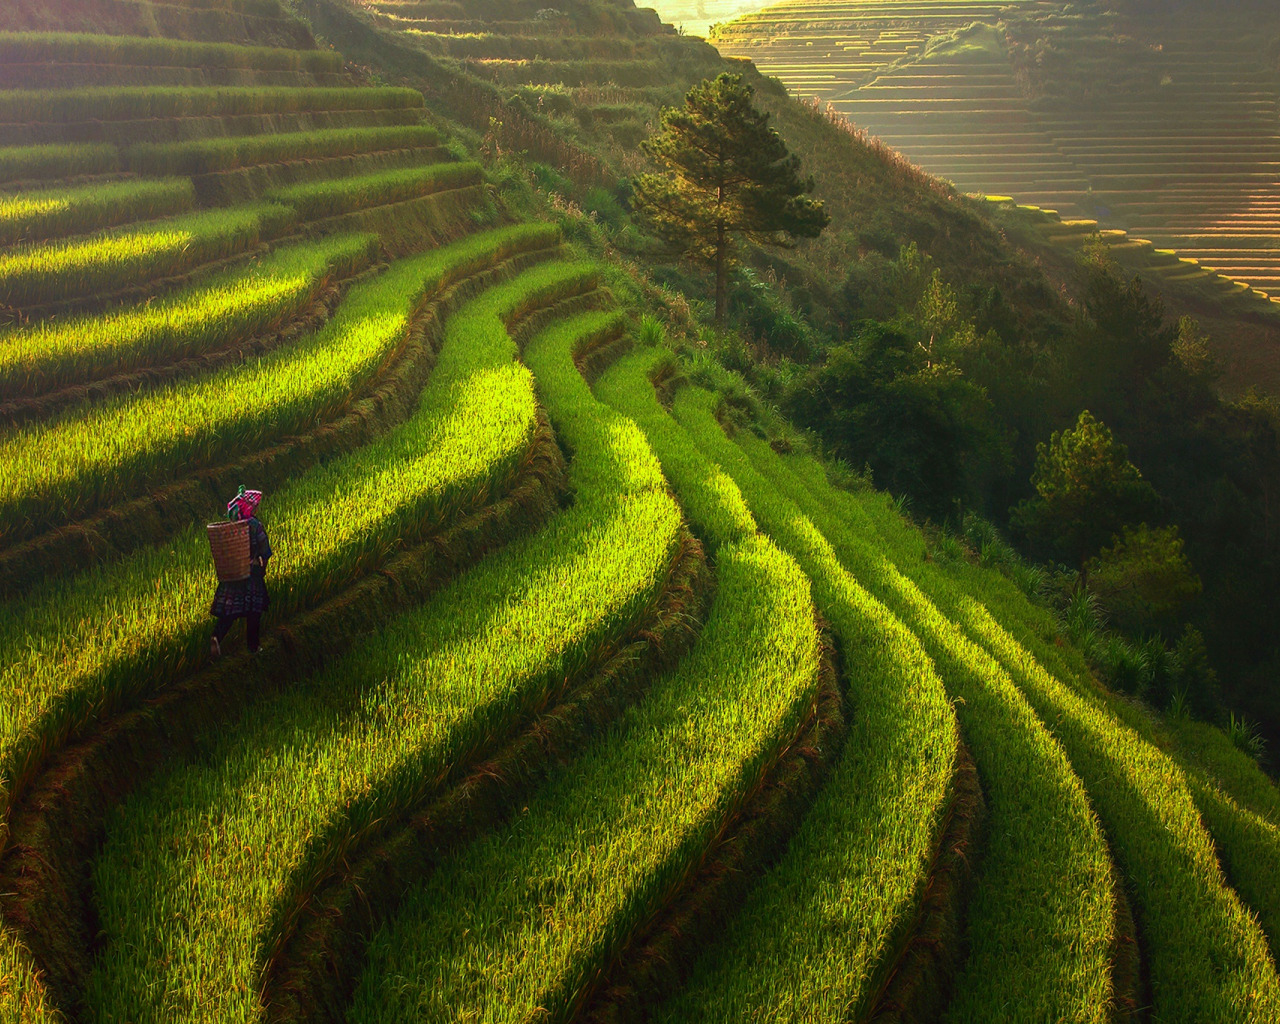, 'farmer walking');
210,486,272,656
